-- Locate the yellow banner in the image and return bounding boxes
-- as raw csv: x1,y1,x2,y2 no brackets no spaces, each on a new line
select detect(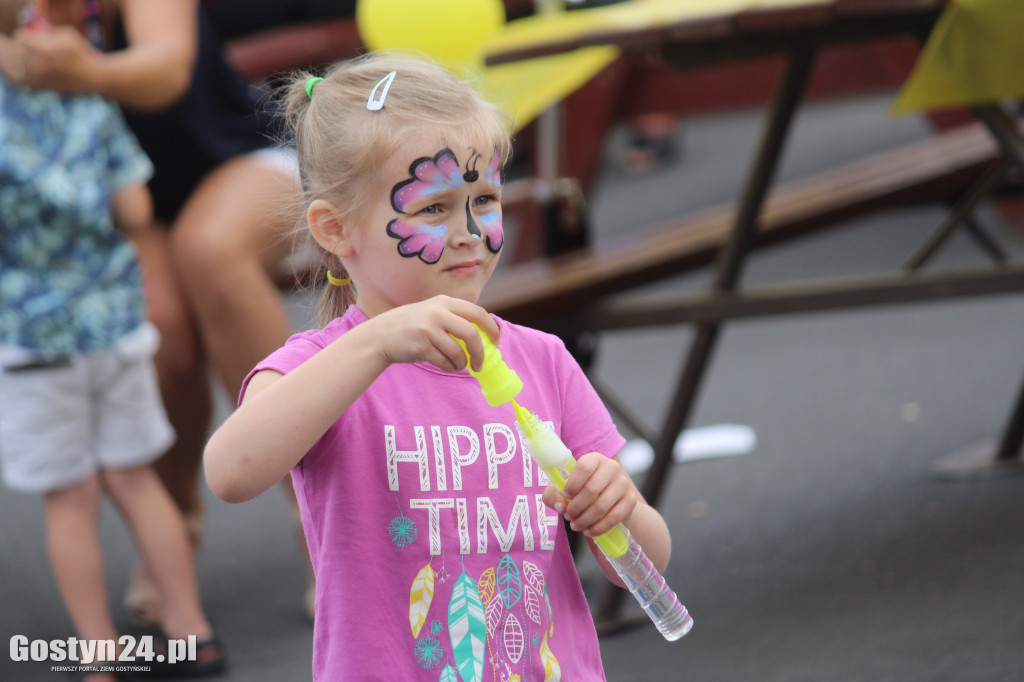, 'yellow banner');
477,0,834,130
480,47,620,133
893,0,1024,114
